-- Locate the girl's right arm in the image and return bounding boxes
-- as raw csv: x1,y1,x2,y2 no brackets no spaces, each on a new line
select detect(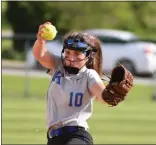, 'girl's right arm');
33,22,55,70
